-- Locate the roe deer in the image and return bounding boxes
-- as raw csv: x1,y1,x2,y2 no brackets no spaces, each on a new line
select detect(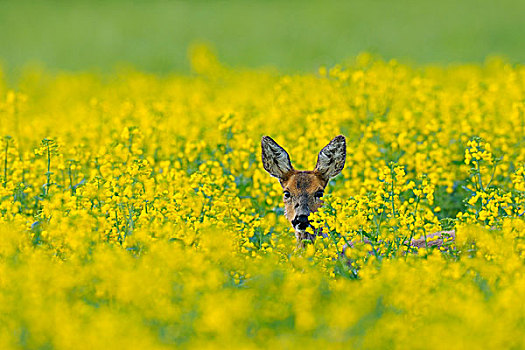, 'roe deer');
261,135,456,250
261,135,346,246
